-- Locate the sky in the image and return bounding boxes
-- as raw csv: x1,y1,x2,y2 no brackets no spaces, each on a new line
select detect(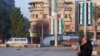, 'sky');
15,0,30,19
